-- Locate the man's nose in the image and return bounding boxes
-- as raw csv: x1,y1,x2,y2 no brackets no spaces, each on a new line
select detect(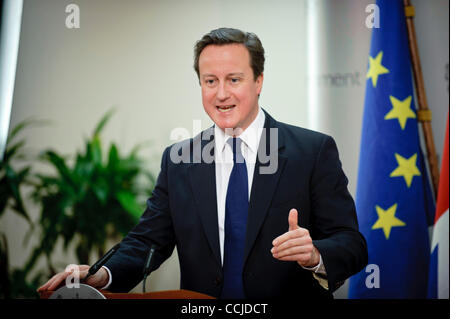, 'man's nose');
216,82,230,100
